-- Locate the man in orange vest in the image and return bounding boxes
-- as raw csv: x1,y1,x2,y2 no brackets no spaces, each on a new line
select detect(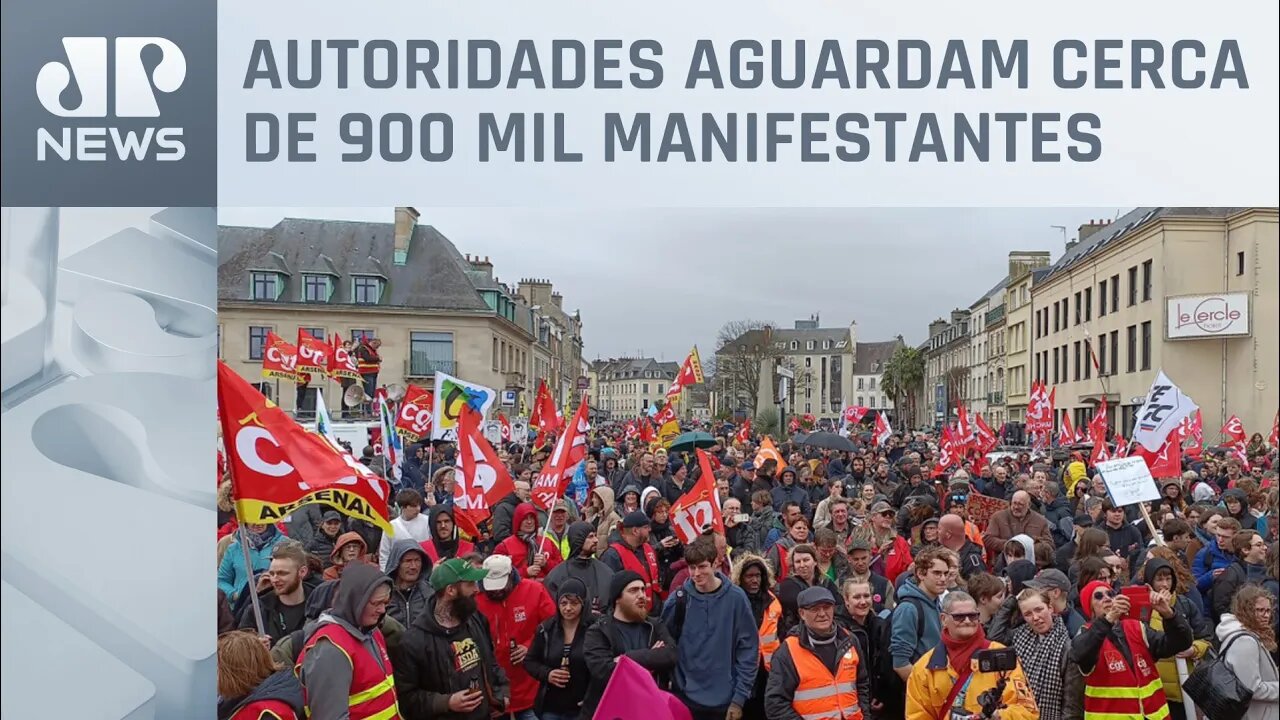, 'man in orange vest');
599,511,664,614
763,586,870,720
296,562,401,720
355,337,382,417
1068,580,1193,720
